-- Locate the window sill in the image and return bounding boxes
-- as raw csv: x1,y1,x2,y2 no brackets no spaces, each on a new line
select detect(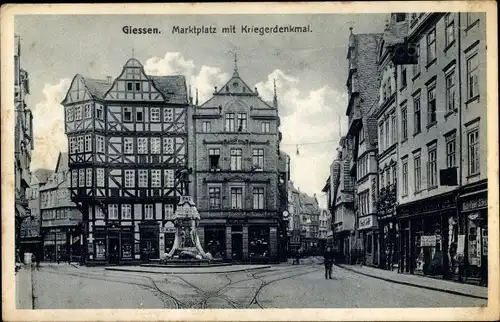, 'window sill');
401,193,408,198
426,121,437,130
399,85,407,92
413,130,421,137
465,95,480,105
465,20,480,33
412,73,421,82
425,58,437,69
467,172,481,179
414,189,424,196
444,108,458,119
400,138,408,145
427,185,438,191
444,40,456,53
